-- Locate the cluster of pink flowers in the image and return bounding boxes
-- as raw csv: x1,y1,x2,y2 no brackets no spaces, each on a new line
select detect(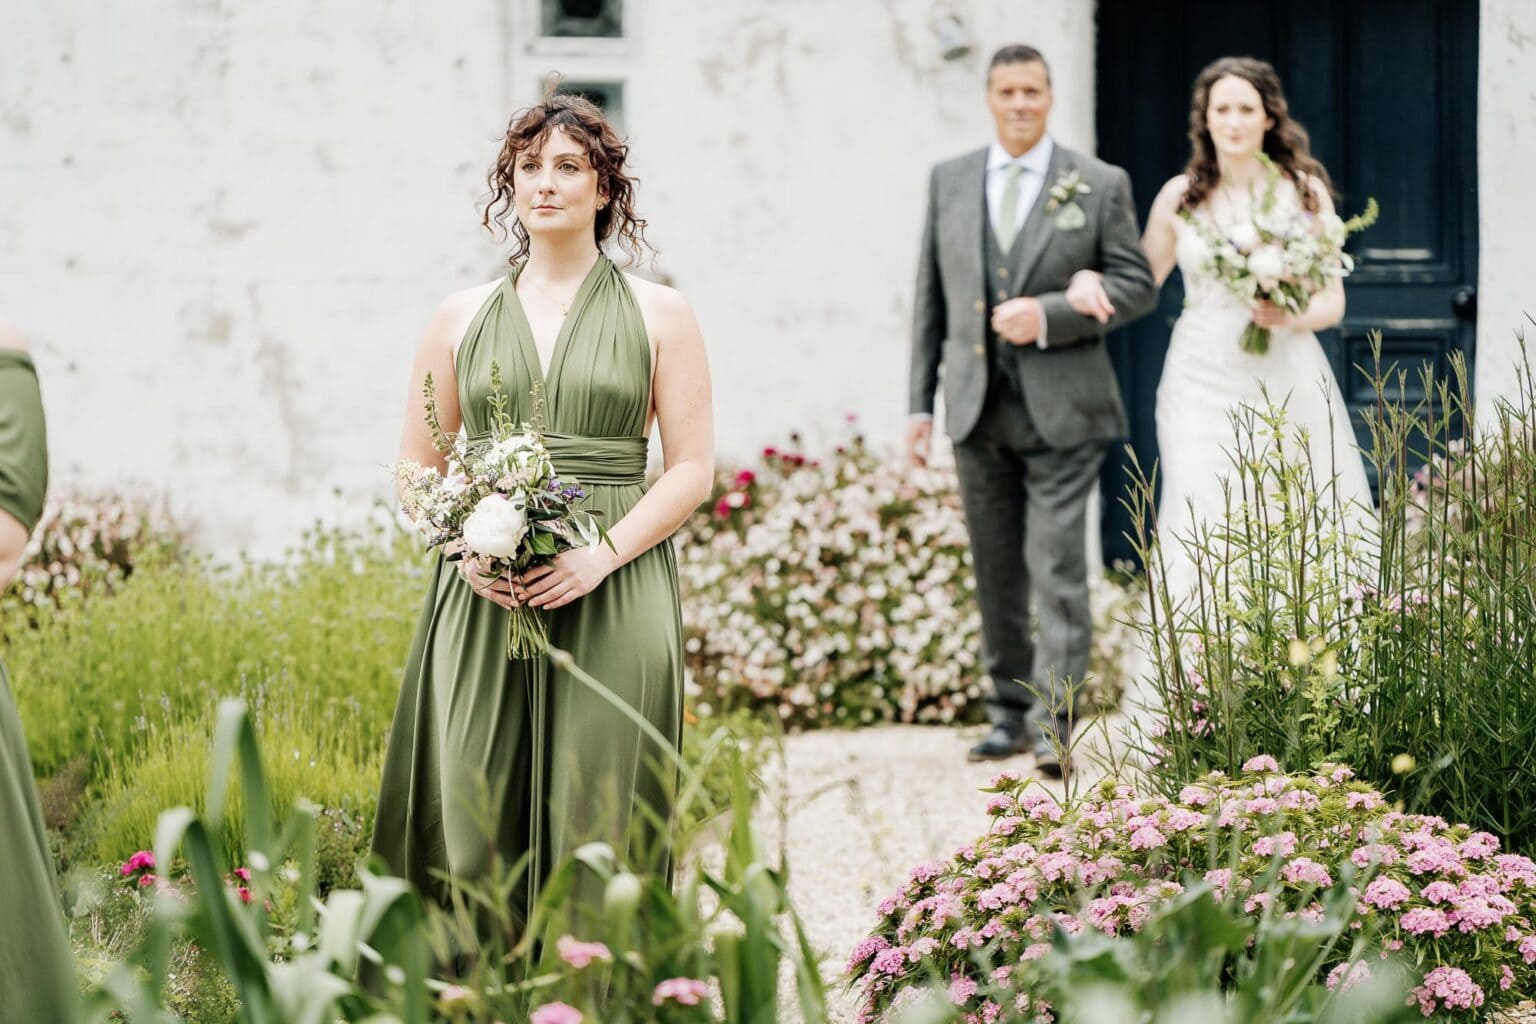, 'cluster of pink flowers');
118,851,259,907
847,761,1536,1021
5,487,184,617
120,849,158,889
